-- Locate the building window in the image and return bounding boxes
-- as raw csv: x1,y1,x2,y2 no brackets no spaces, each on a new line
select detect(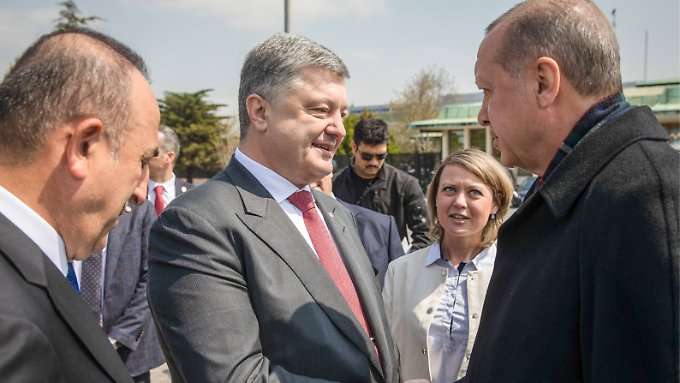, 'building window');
470,128,487,152
450,130,464,152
